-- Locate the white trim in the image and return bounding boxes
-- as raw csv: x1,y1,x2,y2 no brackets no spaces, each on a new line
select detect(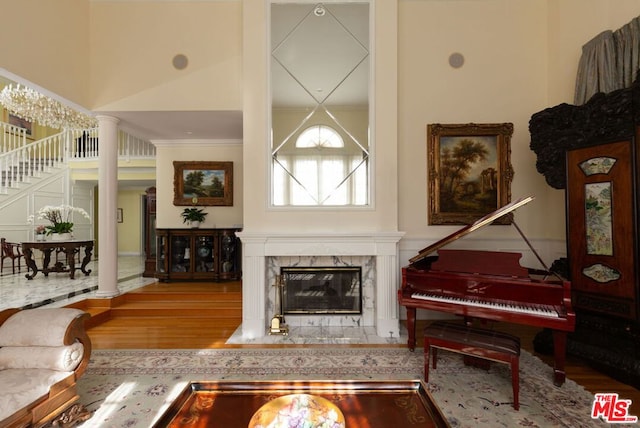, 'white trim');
151,139,242,147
